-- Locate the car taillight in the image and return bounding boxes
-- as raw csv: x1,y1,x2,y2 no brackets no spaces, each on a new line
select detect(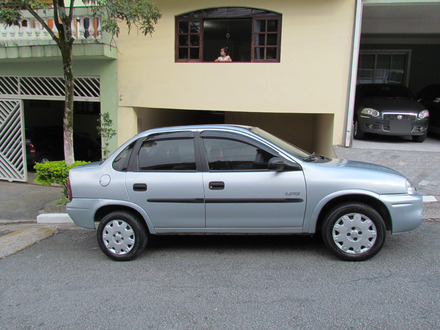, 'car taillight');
67,178,73,202
29,143,36,155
